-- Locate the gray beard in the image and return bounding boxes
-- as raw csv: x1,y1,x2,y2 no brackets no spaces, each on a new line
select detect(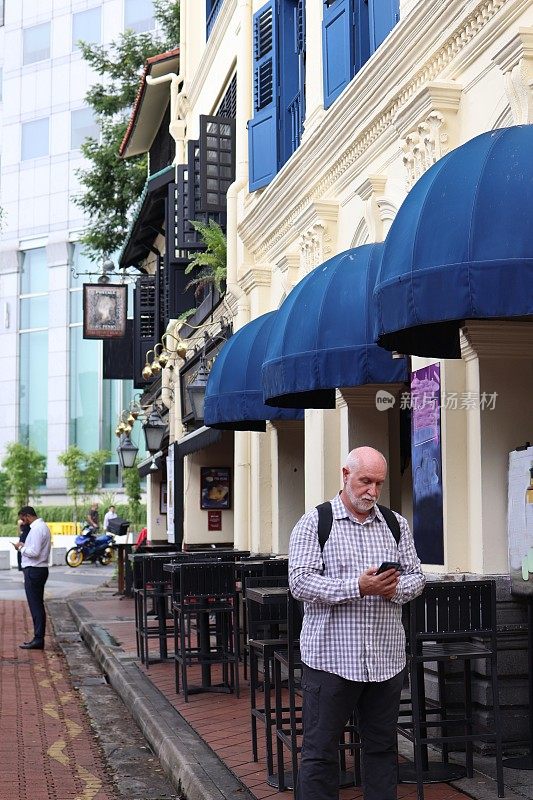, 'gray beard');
344,484,376,514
